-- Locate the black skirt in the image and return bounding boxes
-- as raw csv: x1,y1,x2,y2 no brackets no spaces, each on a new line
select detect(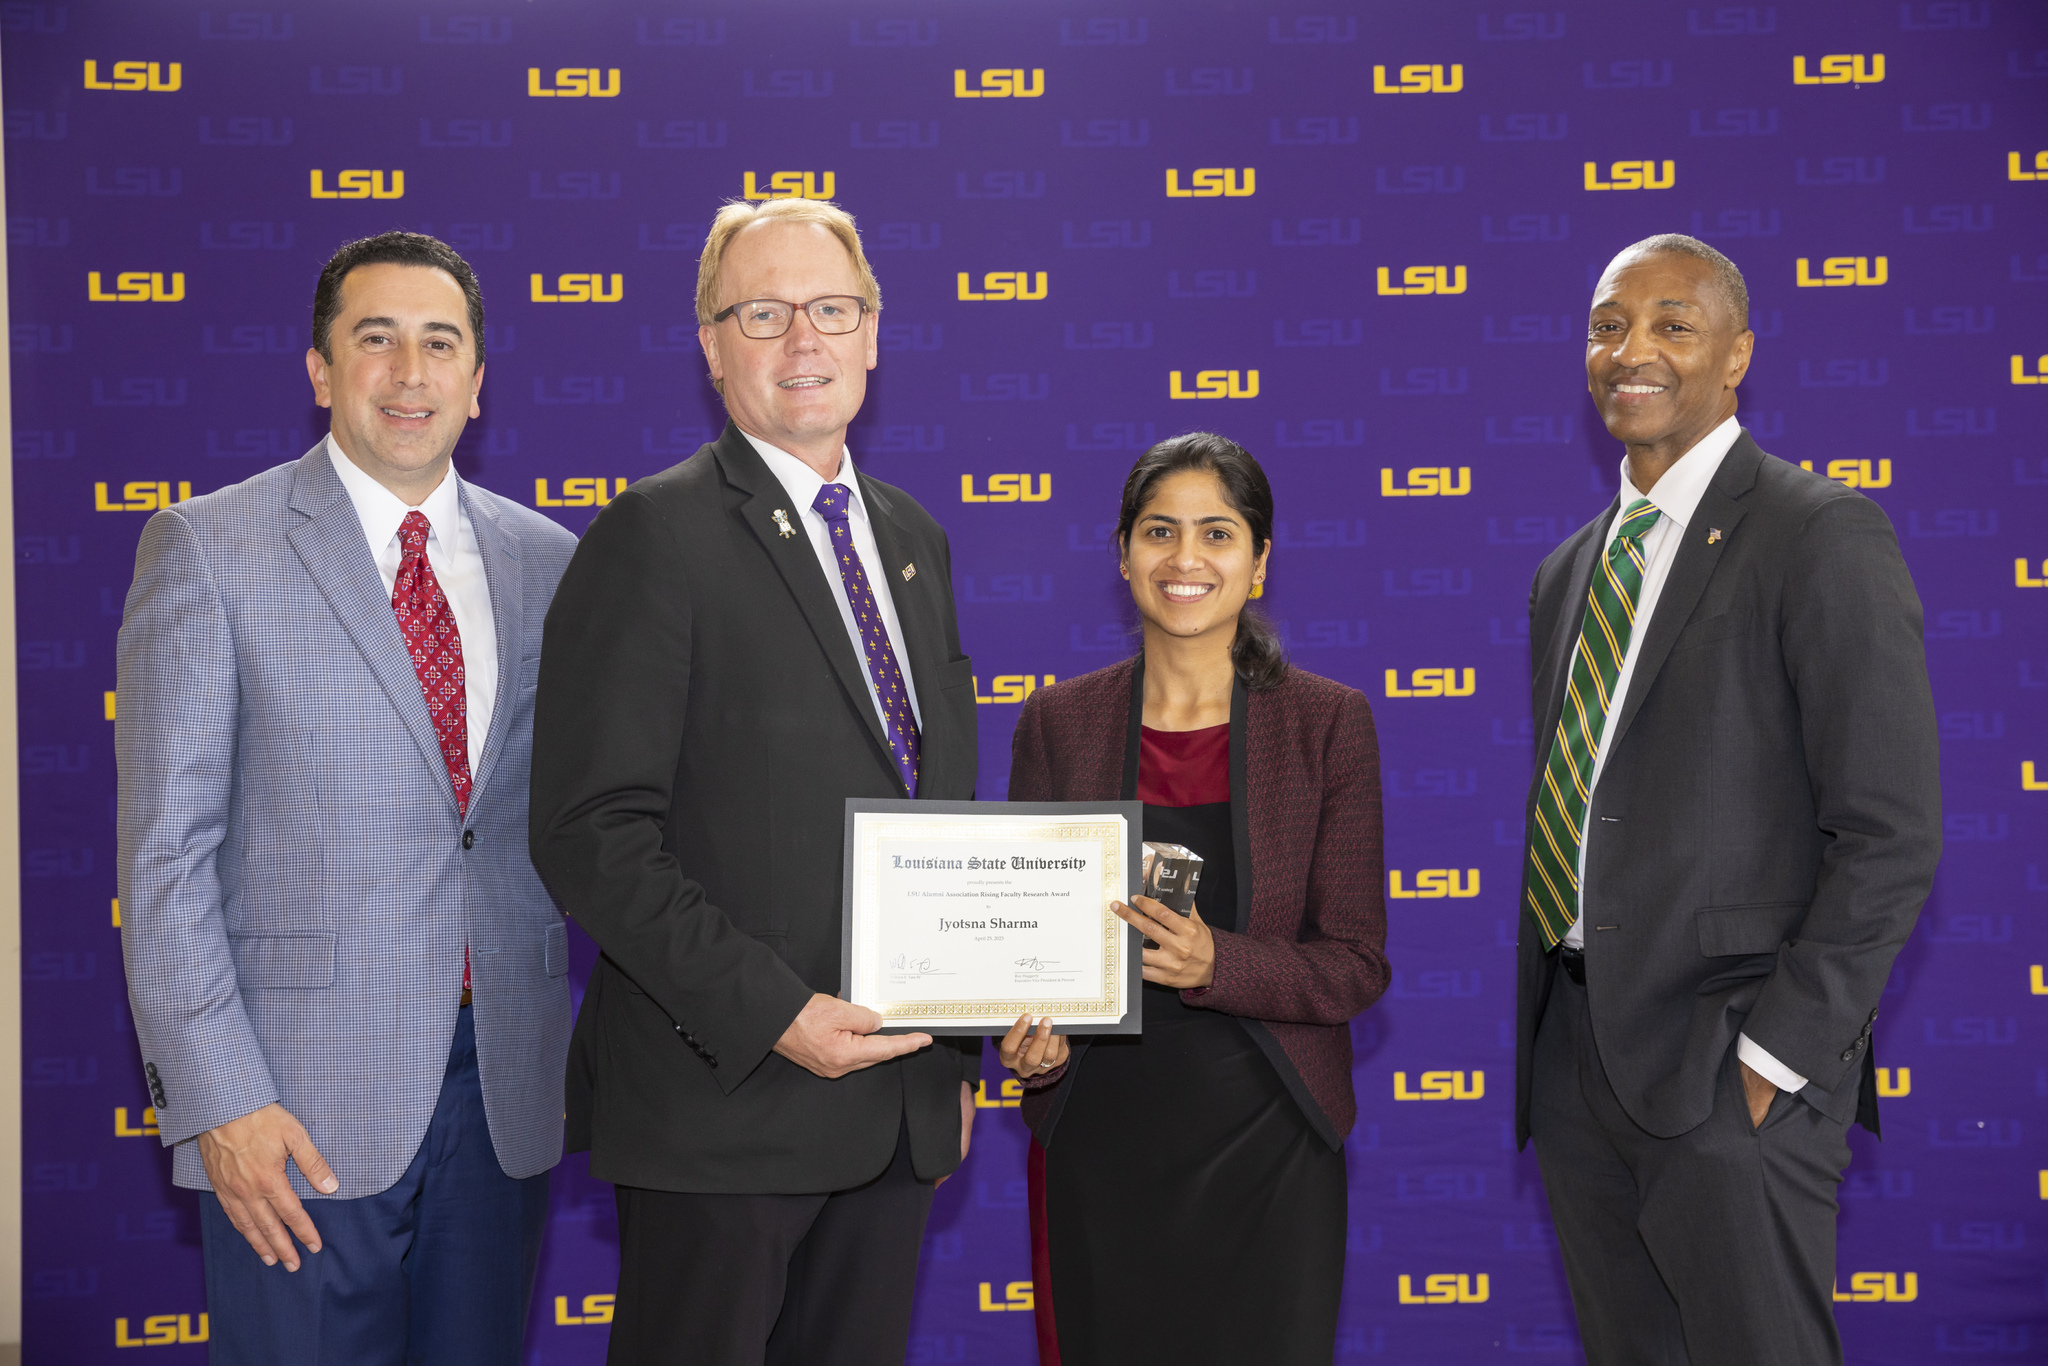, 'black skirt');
1039,800,1346,1365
